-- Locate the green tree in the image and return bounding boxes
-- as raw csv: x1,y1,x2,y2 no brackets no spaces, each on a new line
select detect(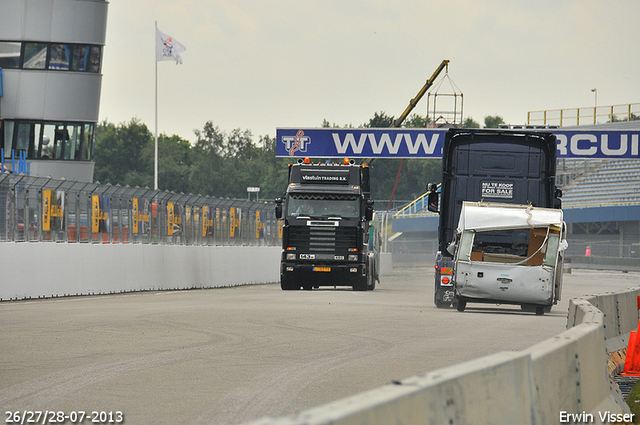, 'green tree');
94,118,153,187
462,117,481,128
189,122,287,199
365,111,395,128
322,119,354,128
403,113,432,128
609,113,640,122
254,135,290,199
484,115,505,128
154,134,193,193
189,122,227,196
